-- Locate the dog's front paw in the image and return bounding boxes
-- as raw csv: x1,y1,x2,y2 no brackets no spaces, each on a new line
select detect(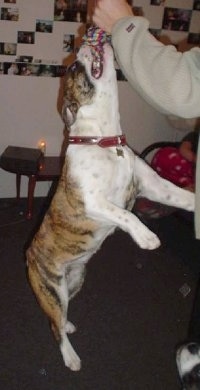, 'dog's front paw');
133,225,161,250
